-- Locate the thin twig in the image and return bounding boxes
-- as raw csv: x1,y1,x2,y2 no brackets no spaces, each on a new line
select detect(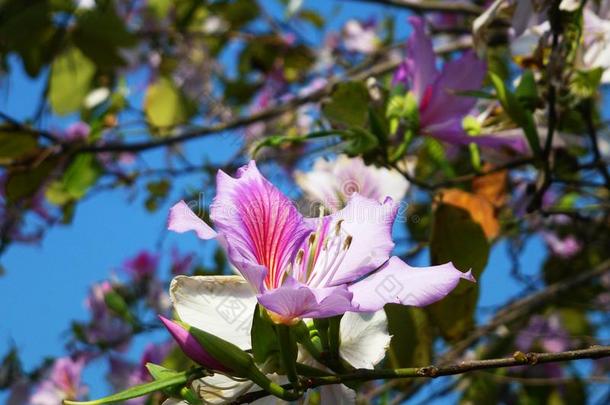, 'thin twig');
340,0,483,14
73,39,471,154
232,346,610,404
366,258,610,401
